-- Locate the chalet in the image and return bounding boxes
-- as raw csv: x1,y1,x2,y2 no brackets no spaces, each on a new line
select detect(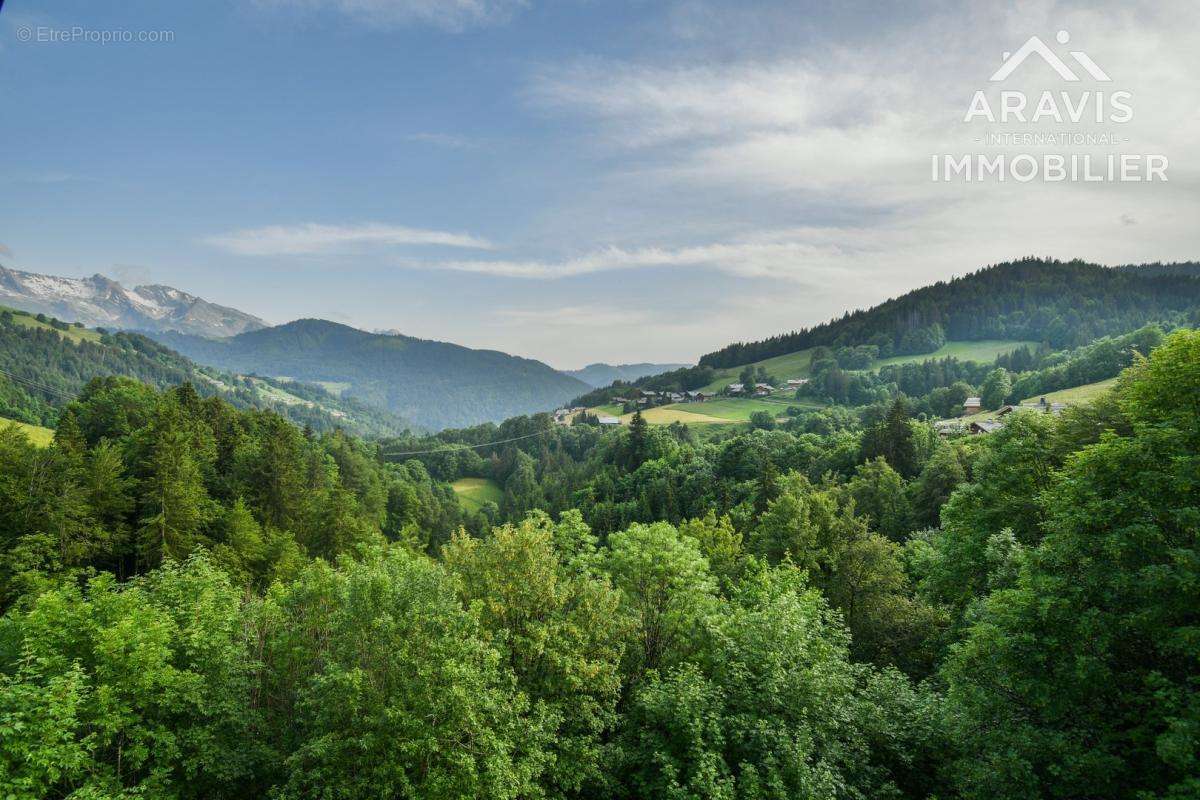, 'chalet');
668,392,684,403
963,396,982,414
685,390,710,402
786,378,809,387
597,415,621,426
727,383,745,394
753,383,775,397
968,420,1004,435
